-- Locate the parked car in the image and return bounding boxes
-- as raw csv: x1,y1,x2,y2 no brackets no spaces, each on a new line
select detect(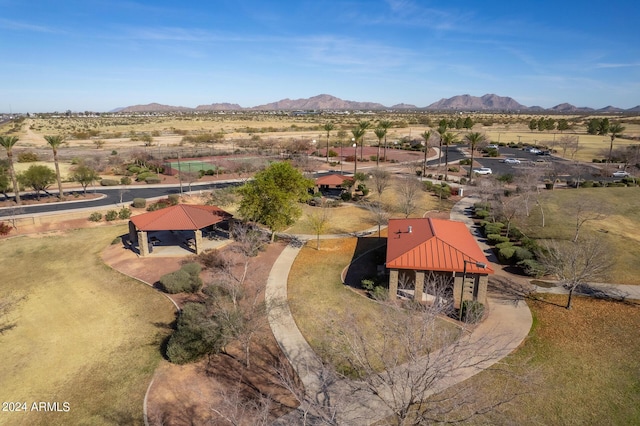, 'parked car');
524,147,542,154
486,144,499,150
472,167,493,175
503,158,521,164
537,150,551,156
612,170,630,178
